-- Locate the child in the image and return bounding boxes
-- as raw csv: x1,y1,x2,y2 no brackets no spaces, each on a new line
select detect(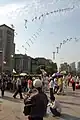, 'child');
48,96,61,117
